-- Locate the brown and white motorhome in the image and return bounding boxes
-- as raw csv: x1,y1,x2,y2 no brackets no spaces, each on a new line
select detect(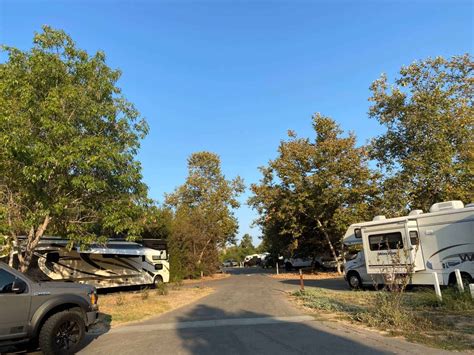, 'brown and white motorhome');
19,237,170,289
